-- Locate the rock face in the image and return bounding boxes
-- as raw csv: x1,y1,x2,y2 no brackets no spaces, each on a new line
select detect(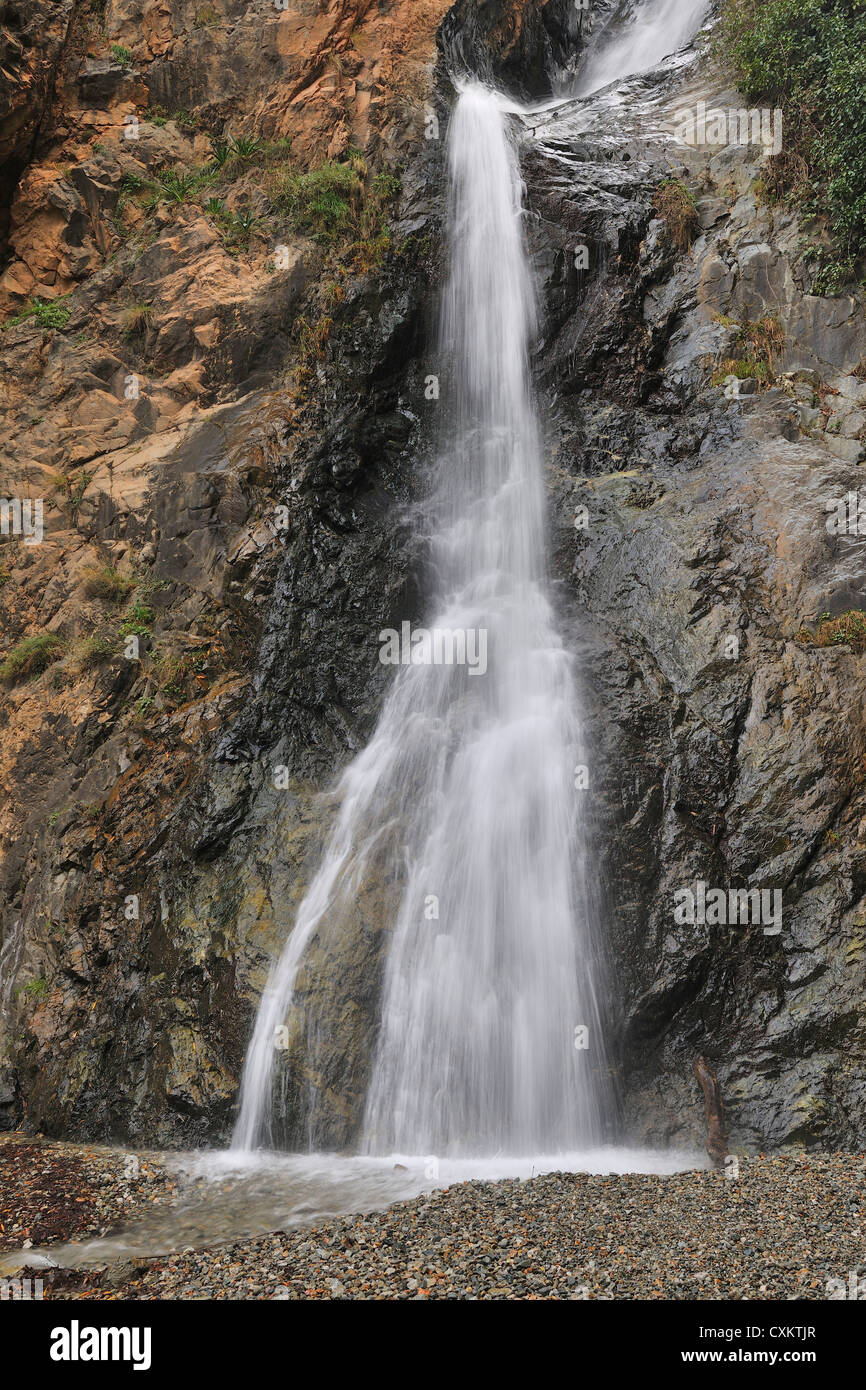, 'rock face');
1,0,865,1155
0,0,453,1144
525,63,866,1150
